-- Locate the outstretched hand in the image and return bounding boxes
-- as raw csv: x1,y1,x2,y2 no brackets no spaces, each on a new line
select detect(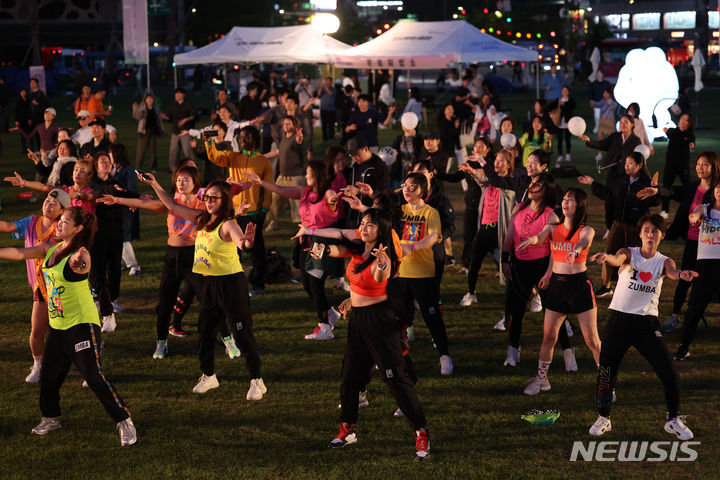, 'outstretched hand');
291,224,309,240
636,187,658,200
679,270,699,282
371,243,389,267
4,171,25,187
243,222,257,243
96,194,118,205
589,252,607,264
